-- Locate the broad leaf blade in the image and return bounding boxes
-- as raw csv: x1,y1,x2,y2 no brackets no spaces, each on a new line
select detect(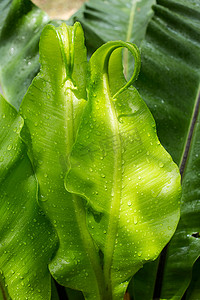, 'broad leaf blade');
135,0,200,164
66,40,181,300
0,0,156,109
130,0,200,298
0,95,57,299
128,258,159,300
71,0,156,50
20,23,105,300
160,94,200,299
71,0,156,78
185,258,200,300
0,0,49,110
